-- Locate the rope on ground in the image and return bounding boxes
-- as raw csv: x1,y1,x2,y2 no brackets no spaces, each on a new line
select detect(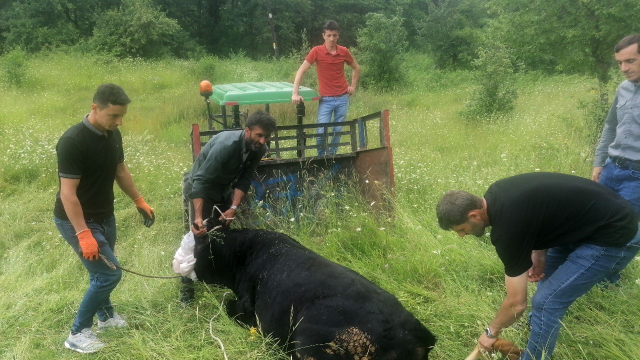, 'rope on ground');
100,254,182,279
209,291,232,360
